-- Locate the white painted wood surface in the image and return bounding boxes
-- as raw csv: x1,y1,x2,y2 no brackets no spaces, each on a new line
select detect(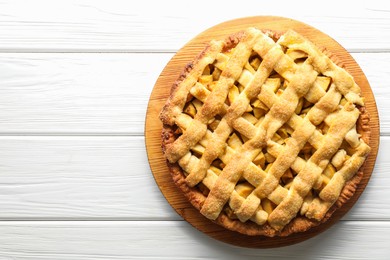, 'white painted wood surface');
0,0,389,52
0,0,389,258
0,53,388,134
0,221,388,259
